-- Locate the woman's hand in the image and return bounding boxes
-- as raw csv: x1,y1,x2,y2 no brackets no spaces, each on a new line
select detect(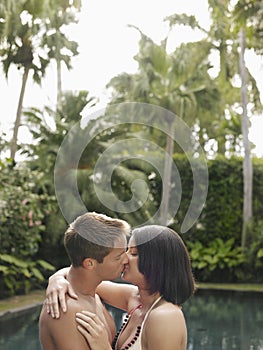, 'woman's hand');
76,311,112,350
45,269,78,319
